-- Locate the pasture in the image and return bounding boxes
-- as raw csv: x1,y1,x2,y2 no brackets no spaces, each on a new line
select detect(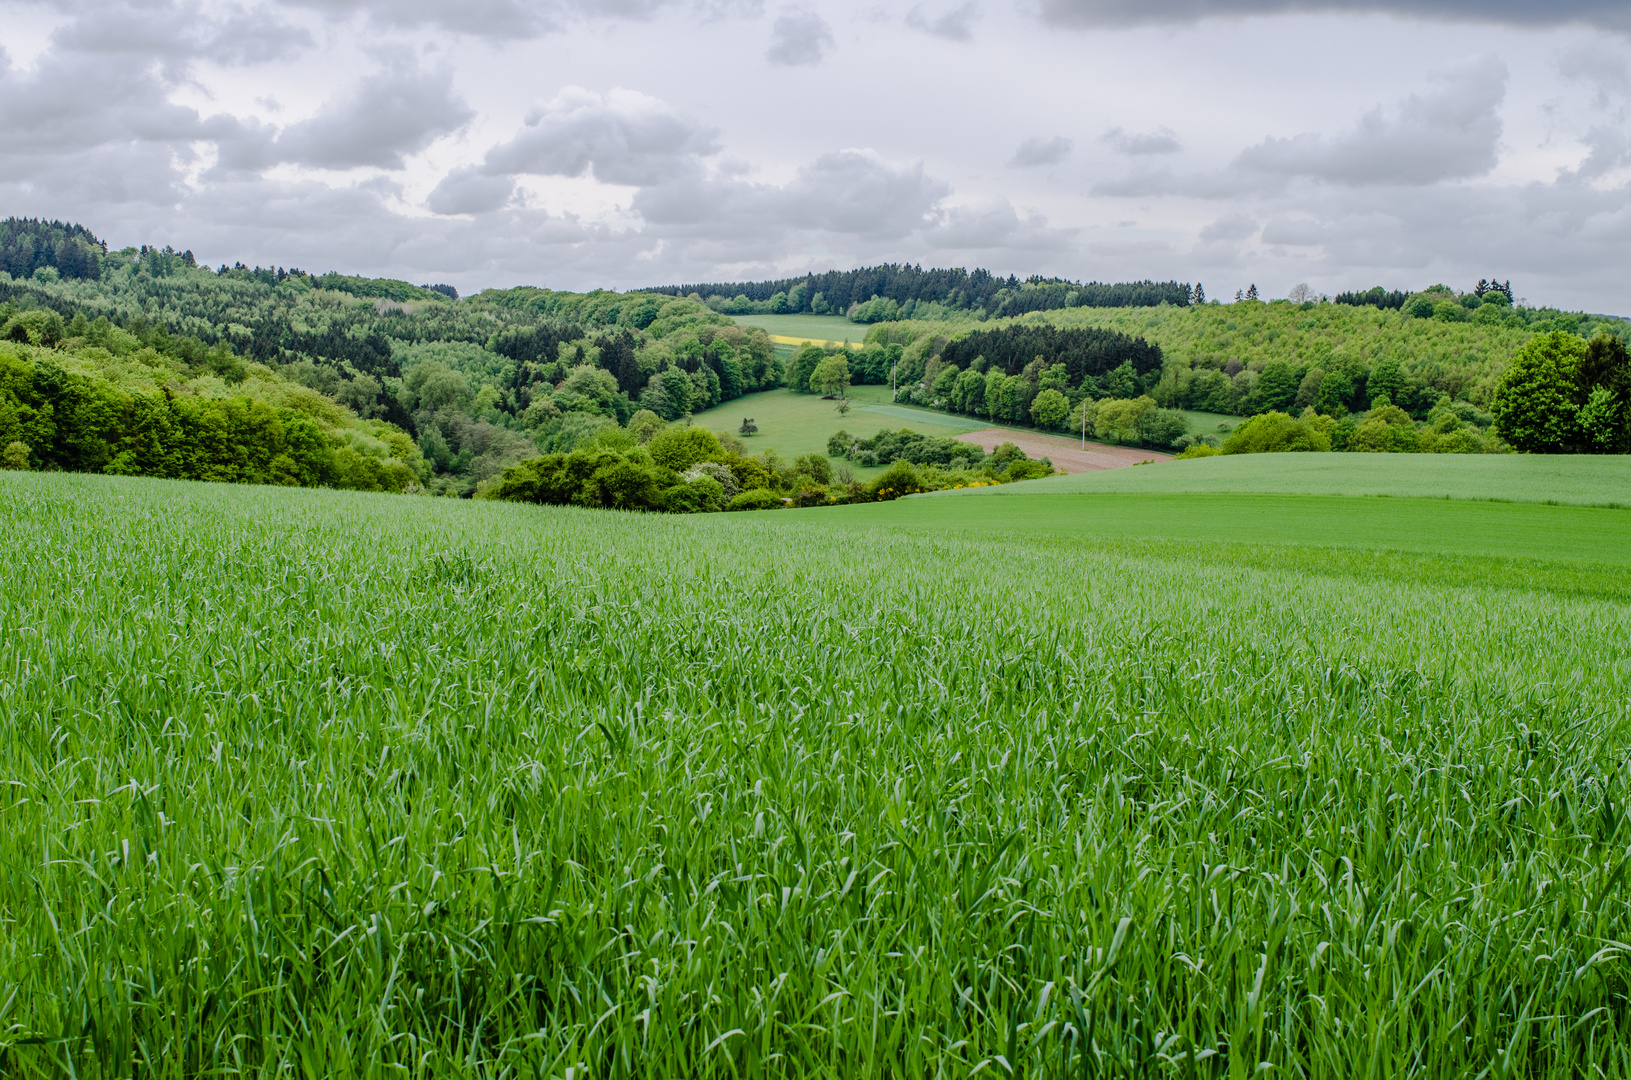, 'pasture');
690,385,971,473
729,313,870,345
2,468,1631,1077
931,451,1631,505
